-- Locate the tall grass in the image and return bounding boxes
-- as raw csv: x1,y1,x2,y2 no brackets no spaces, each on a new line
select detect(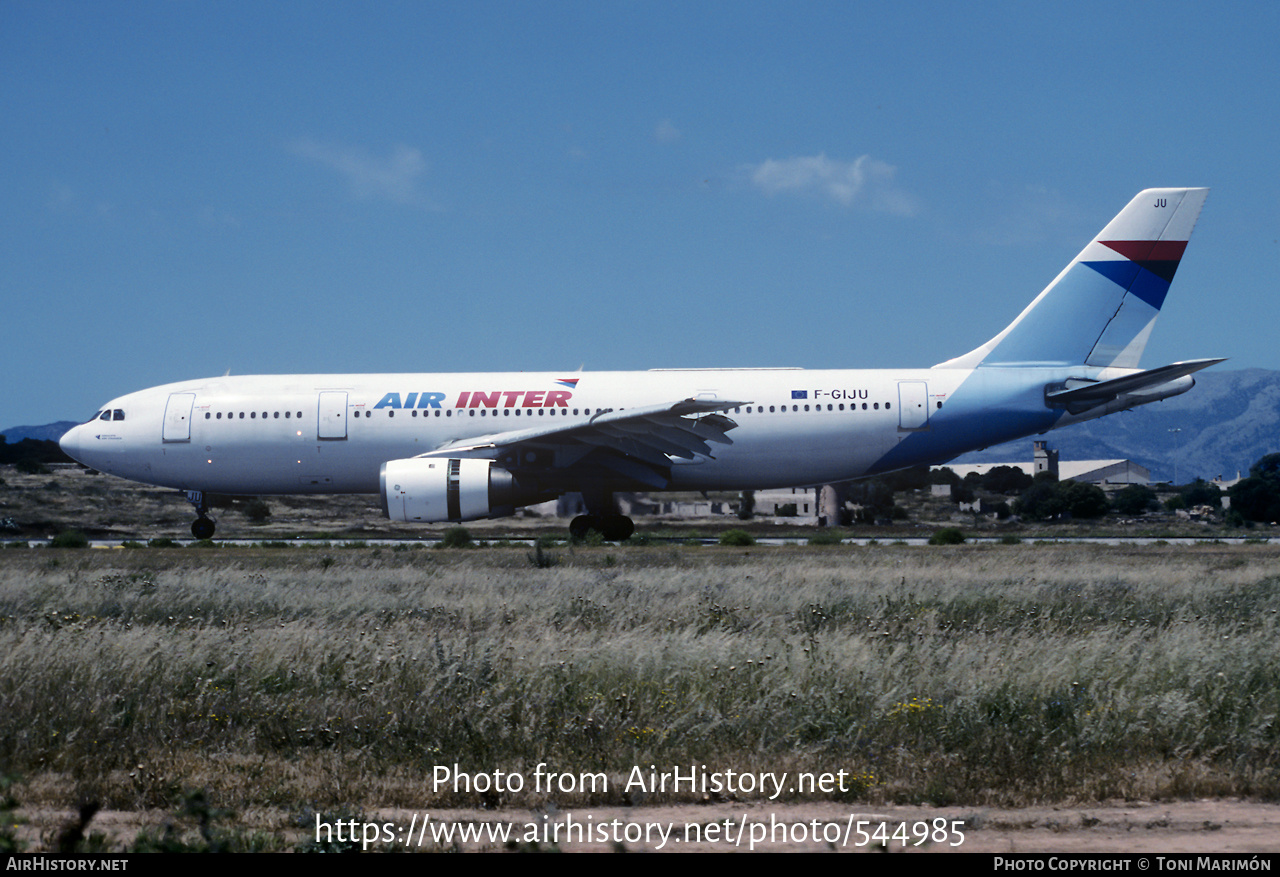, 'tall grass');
1,544,1278,811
